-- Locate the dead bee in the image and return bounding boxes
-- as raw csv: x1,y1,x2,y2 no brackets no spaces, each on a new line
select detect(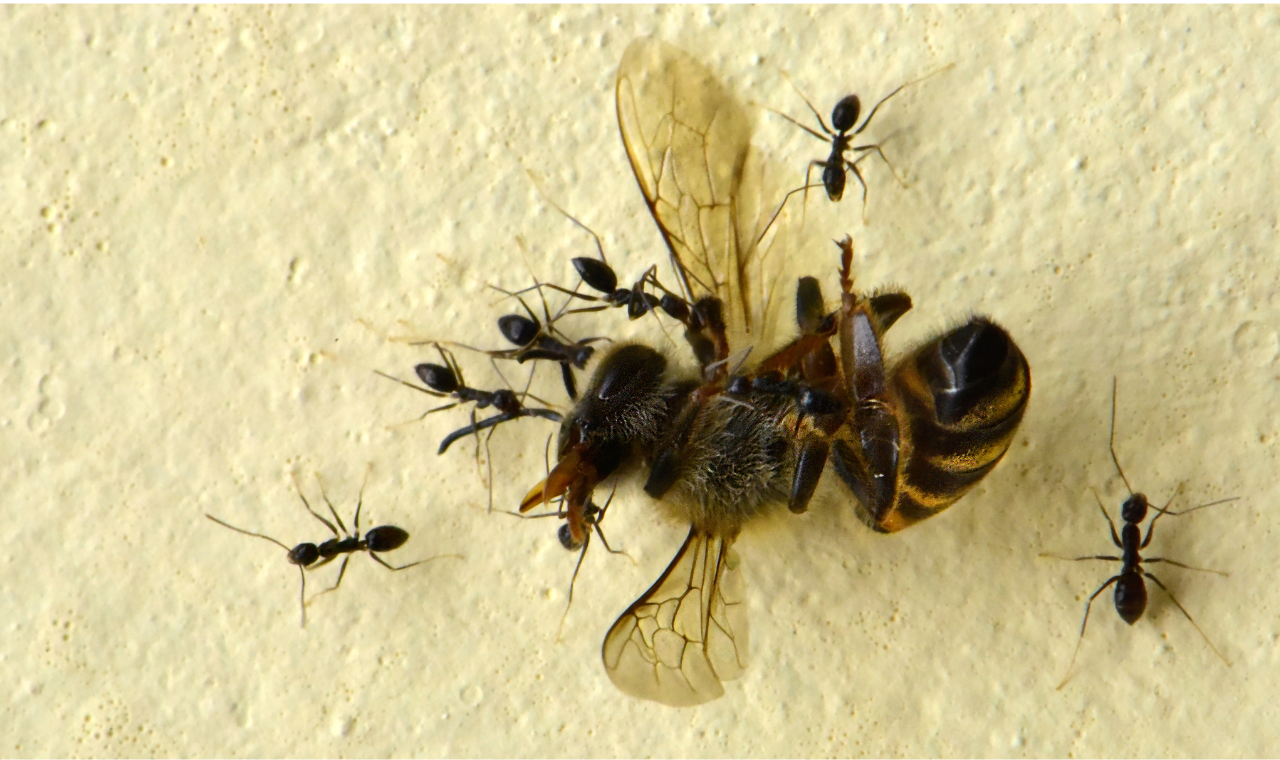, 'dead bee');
520,39,1031,706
